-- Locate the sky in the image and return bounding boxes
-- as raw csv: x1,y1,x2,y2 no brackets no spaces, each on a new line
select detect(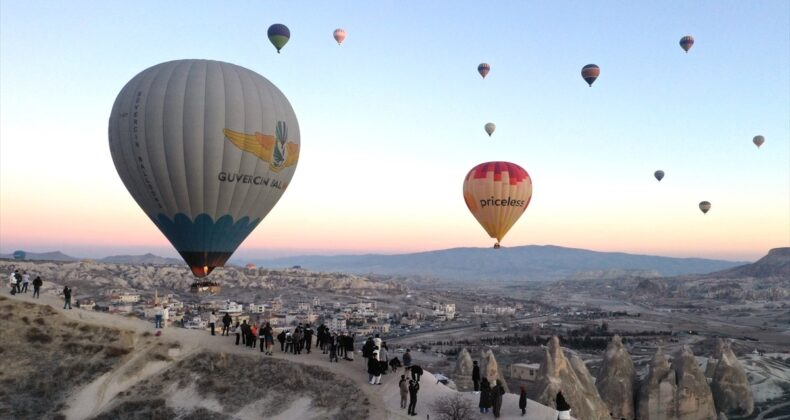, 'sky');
1,1,788,262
